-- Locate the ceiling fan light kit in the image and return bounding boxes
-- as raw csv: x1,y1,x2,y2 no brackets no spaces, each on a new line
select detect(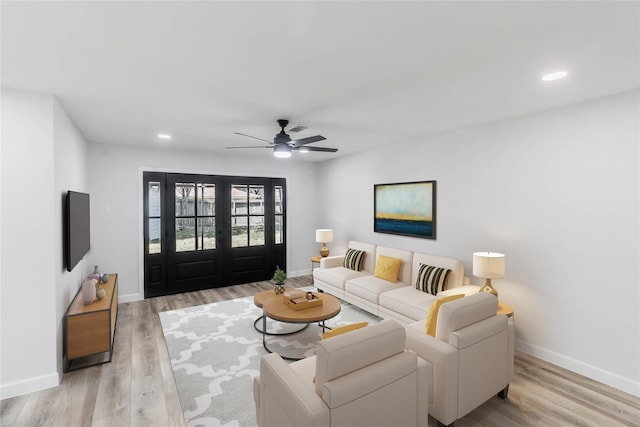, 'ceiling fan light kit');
227,119,338,158
274,144,292,158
